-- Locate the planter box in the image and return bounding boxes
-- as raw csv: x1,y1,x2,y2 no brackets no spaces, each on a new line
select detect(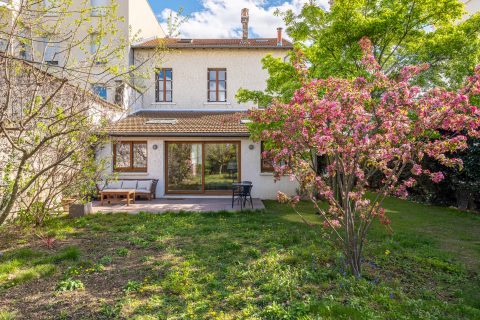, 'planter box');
68,202,93,218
